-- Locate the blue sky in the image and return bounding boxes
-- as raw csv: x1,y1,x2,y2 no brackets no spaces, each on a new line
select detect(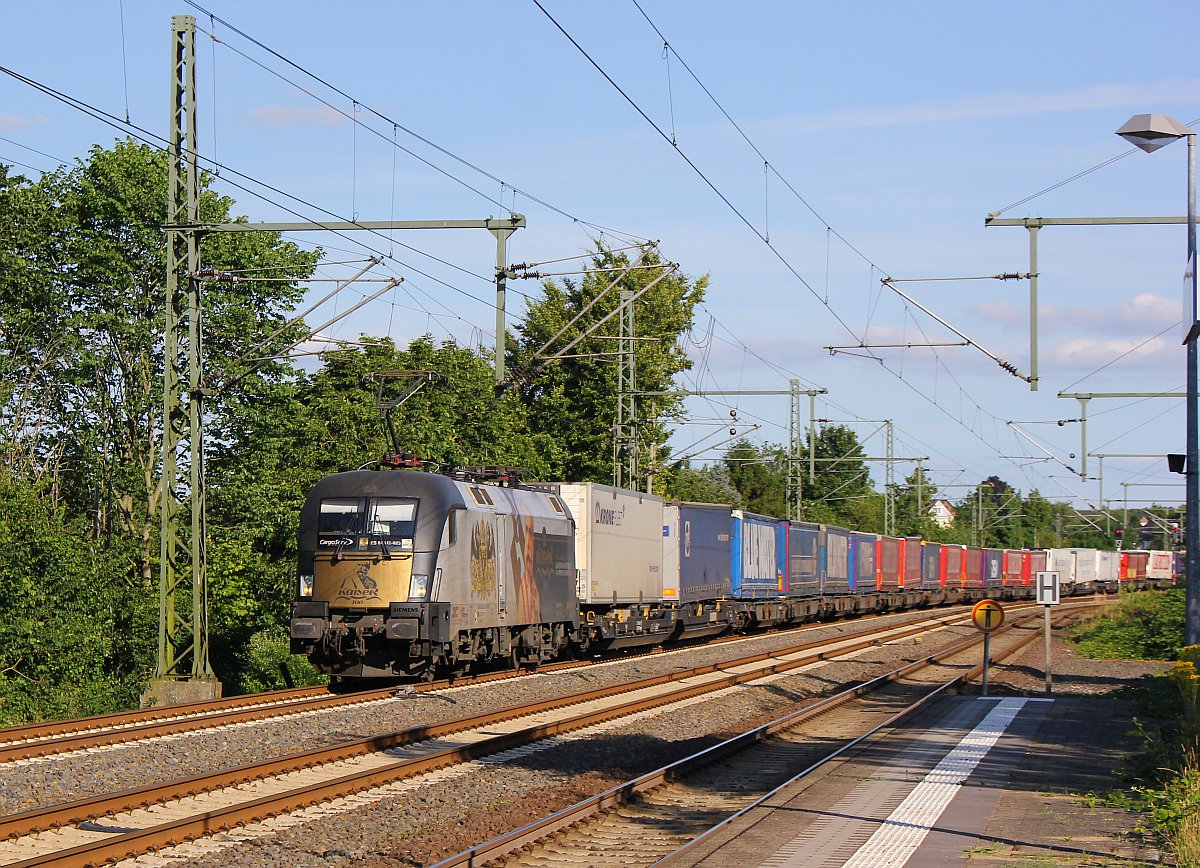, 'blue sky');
2,1,1198,514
